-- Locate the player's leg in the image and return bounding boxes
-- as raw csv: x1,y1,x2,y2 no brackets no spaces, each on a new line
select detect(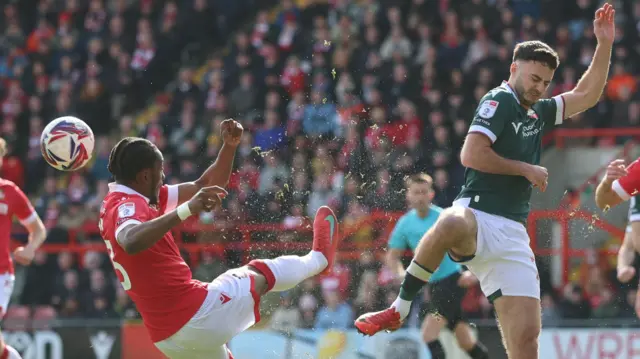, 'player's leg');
493,296,541,359
466,212,541,359
247,206,338,295
154,207,339,358
0,274,21,359
155,339,228,359
453,322,488,359
421,314,447,359
355,207,477,334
